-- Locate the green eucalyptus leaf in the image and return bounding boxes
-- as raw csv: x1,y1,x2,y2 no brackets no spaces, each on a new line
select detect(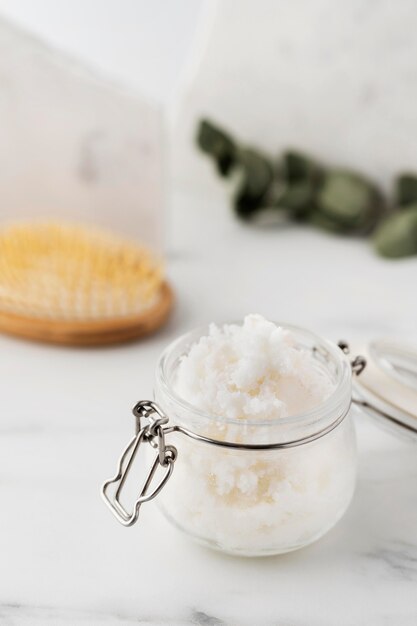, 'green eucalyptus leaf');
197,119,237,177
234,148,274,219
283,150,322,182
308,211,350,233
395,174,417,207
373,205,417,258
280,151,323,220
276,180,315,219
234,192,264,219
315,169,382,233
